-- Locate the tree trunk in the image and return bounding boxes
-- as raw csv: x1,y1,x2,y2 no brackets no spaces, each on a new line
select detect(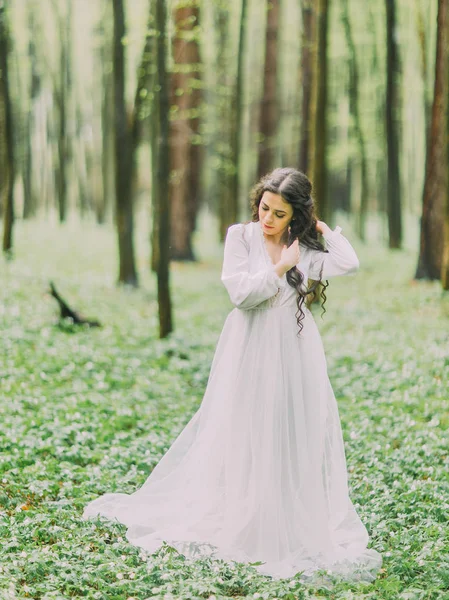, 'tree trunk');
53,2,71,223
23,5,40,219
341,0,368,240
385,0,402,249
169,1,202,261
227,0,248,229
216,7,234,242
257,0,280,179
129,10,157,224
98,5,114,225
415,0,433,140
415,0,448,281
0,3,15,255
299,0,316,173
416,0,449,281
310,0,330,223
112,0,138,286
154,0,173,337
